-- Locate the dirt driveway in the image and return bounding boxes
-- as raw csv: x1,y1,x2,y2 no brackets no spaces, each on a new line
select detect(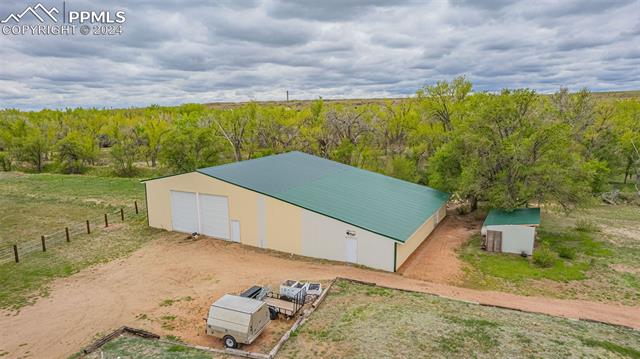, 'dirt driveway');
1,233,639,359
398,214,479,283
